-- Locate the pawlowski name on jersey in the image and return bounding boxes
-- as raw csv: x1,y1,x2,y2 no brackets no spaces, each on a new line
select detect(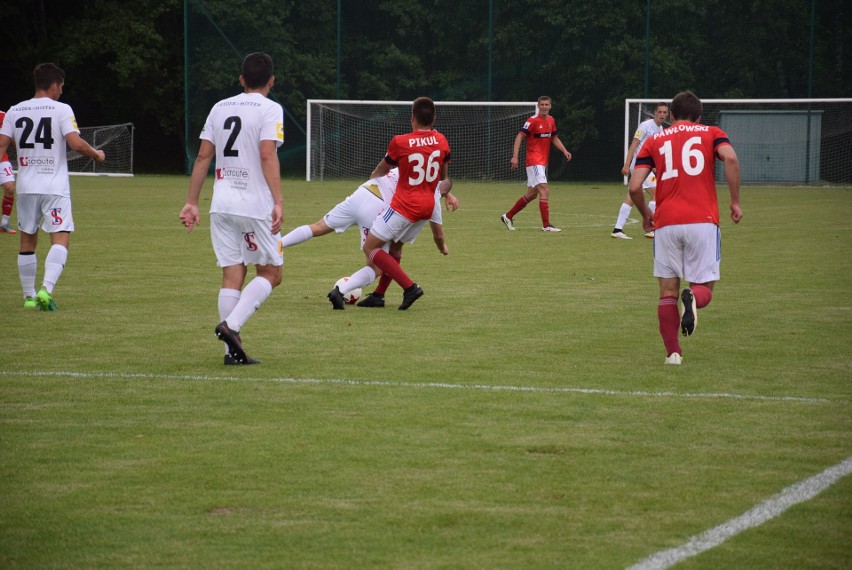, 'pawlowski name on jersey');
0,98,79,196
634,122,732,229
520,114,558,167
200,92,284,220
383,129,451,222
